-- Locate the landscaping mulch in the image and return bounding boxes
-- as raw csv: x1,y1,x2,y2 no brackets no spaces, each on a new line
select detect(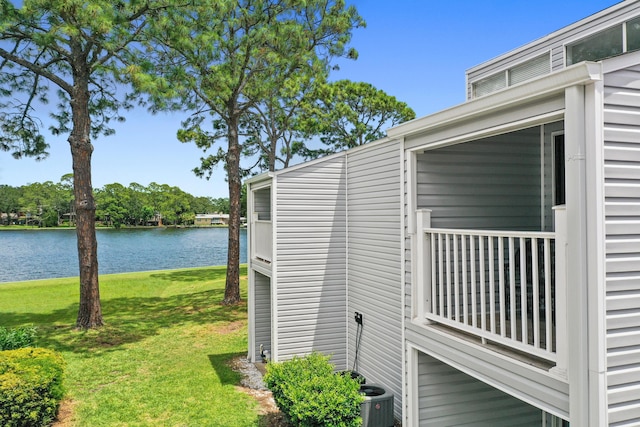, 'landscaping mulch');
230,356,290,426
